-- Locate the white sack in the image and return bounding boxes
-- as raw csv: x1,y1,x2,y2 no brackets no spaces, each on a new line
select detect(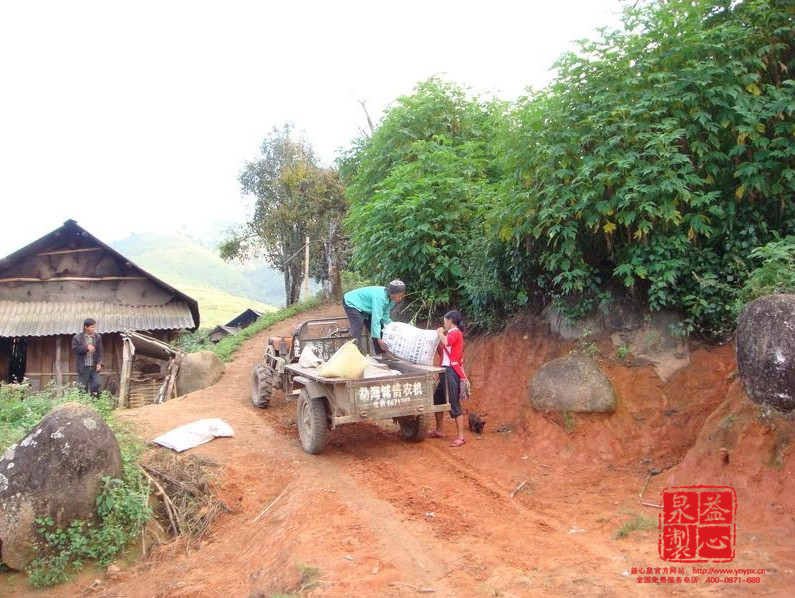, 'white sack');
298,343,323,368
382,322,439,365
